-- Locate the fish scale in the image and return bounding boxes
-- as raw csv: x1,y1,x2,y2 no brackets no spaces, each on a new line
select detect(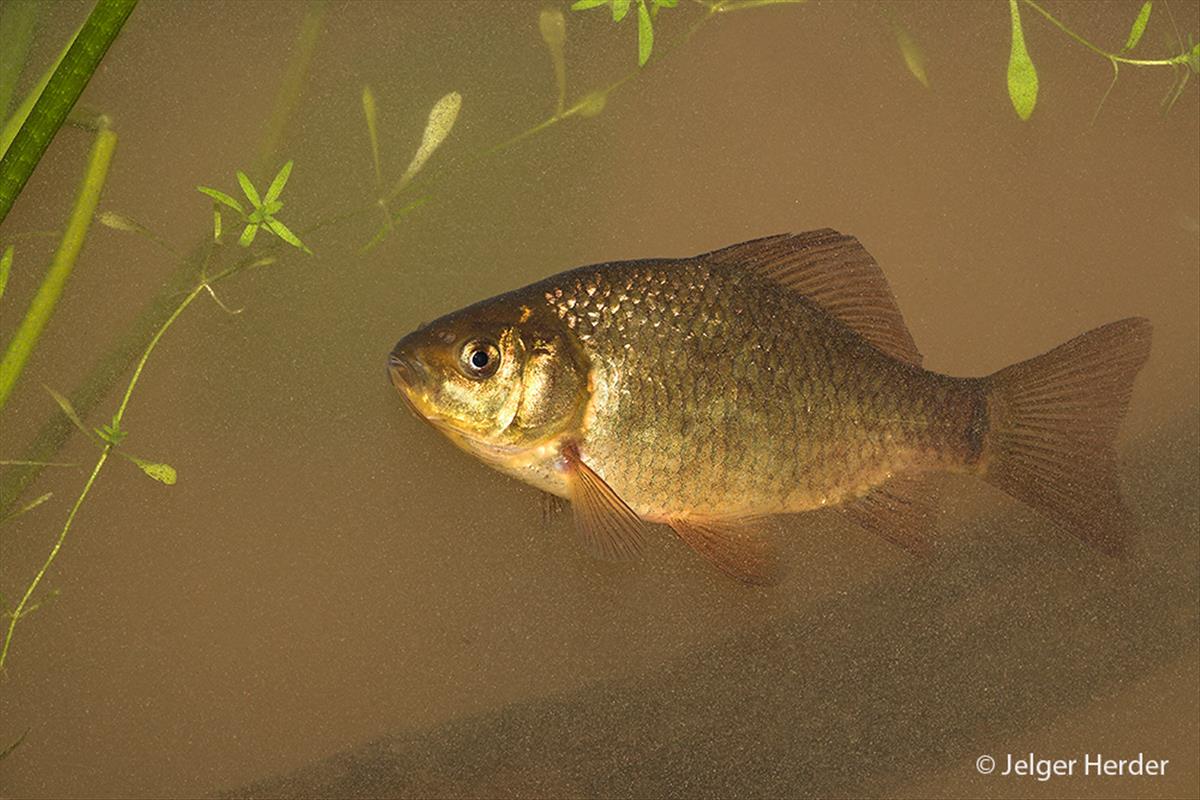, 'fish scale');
541,258,977,520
